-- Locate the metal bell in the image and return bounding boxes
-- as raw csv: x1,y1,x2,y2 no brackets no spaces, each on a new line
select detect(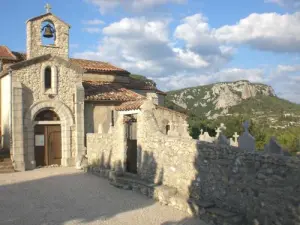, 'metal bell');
42,24,54,38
